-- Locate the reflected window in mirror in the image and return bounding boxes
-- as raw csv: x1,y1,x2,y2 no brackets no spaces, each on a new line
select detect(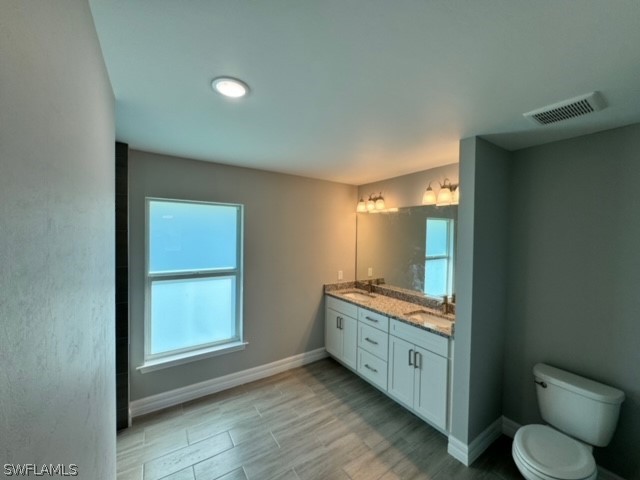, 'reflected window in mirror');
425,218,454,298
